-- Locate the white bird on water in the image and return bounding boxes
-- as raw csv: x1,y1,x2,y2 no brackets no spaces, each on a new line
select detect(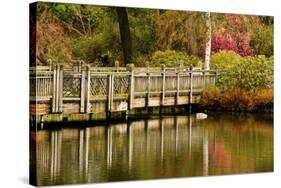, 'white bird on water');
196,110,207,120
